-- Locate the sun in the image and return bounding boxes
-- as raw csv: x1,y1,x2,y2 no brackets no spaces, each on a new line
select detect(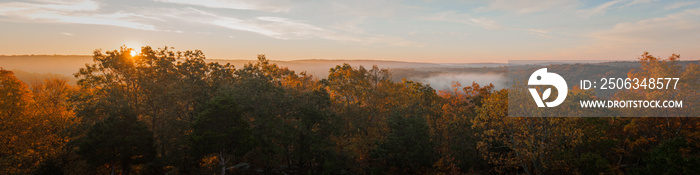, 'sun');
130,49,139,57
124,41,143,56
